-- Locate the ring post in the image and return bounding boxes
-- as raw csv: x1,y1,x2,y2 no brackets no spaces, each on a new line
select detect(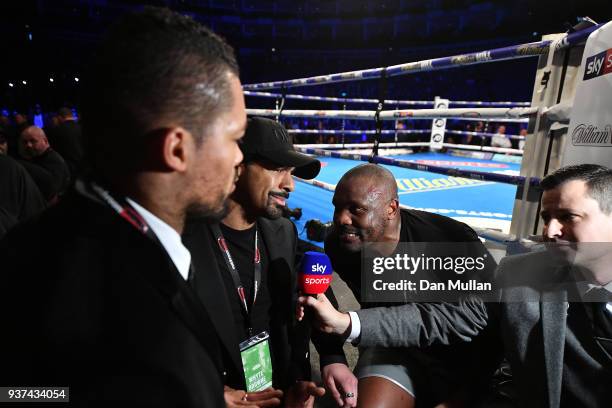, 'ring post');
430,96,449,151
